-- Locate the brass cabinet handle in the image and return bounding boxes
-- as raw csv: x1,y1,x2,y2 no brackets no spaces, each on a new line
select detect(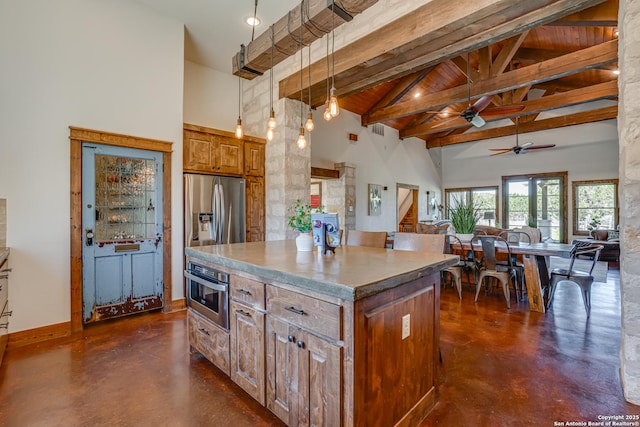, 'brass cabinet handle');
1,311,12,317
197,327,210,336
237,288,252,296
236,309,251,317
0,268,11,273
0,323,8,329
284,306,306,316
